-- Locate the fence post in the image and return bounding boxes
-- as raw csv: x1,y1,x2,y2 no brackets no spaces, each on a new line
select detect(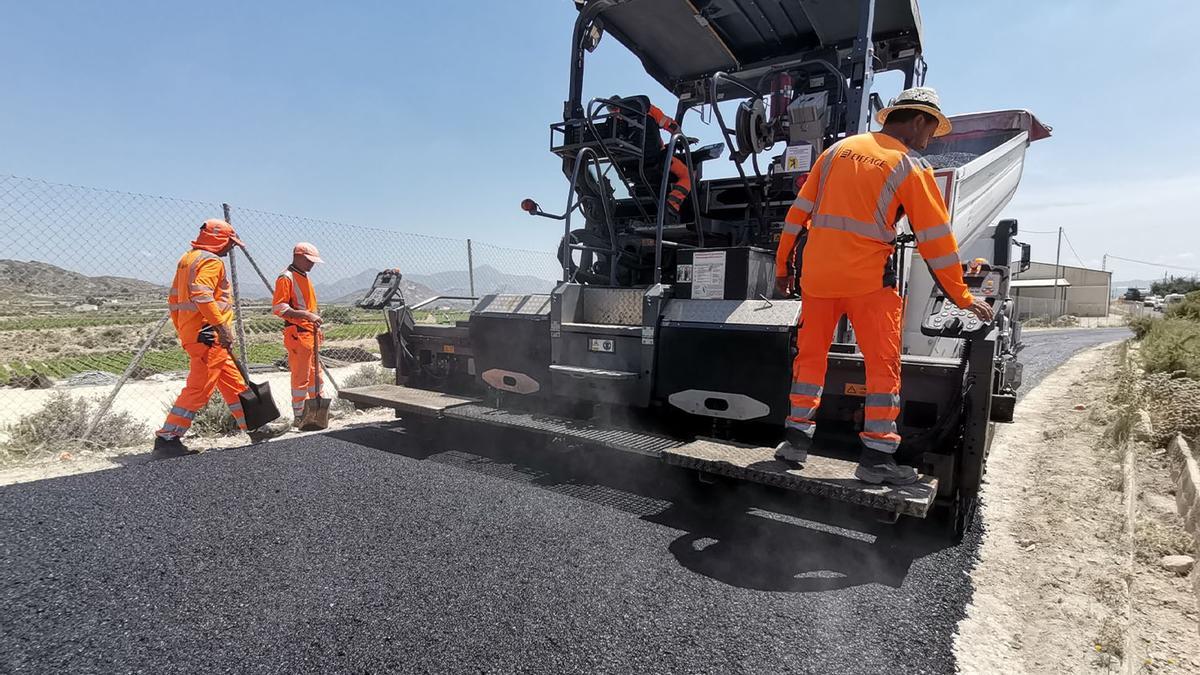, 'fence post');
467,238,476,297
80,313,171,443
223,203,249,364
